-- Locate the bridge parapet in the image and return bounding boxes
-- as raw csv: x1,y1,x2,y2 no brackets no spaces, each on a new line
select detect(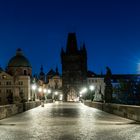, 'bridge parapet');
84,101,140,122
0,101,41,120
